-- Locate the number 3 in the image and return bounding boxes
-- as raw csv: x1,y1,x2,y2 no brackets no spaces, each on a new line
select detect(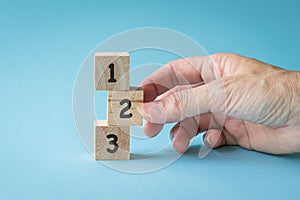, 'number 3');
106,134,118,153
